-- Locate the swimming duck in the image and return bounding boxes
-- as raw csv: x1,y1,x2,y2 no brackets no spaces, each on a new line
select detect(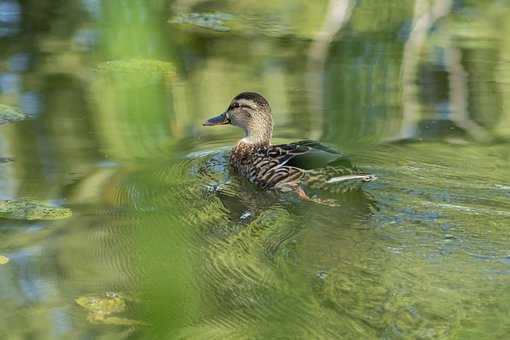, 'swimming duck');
203,92,376,203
